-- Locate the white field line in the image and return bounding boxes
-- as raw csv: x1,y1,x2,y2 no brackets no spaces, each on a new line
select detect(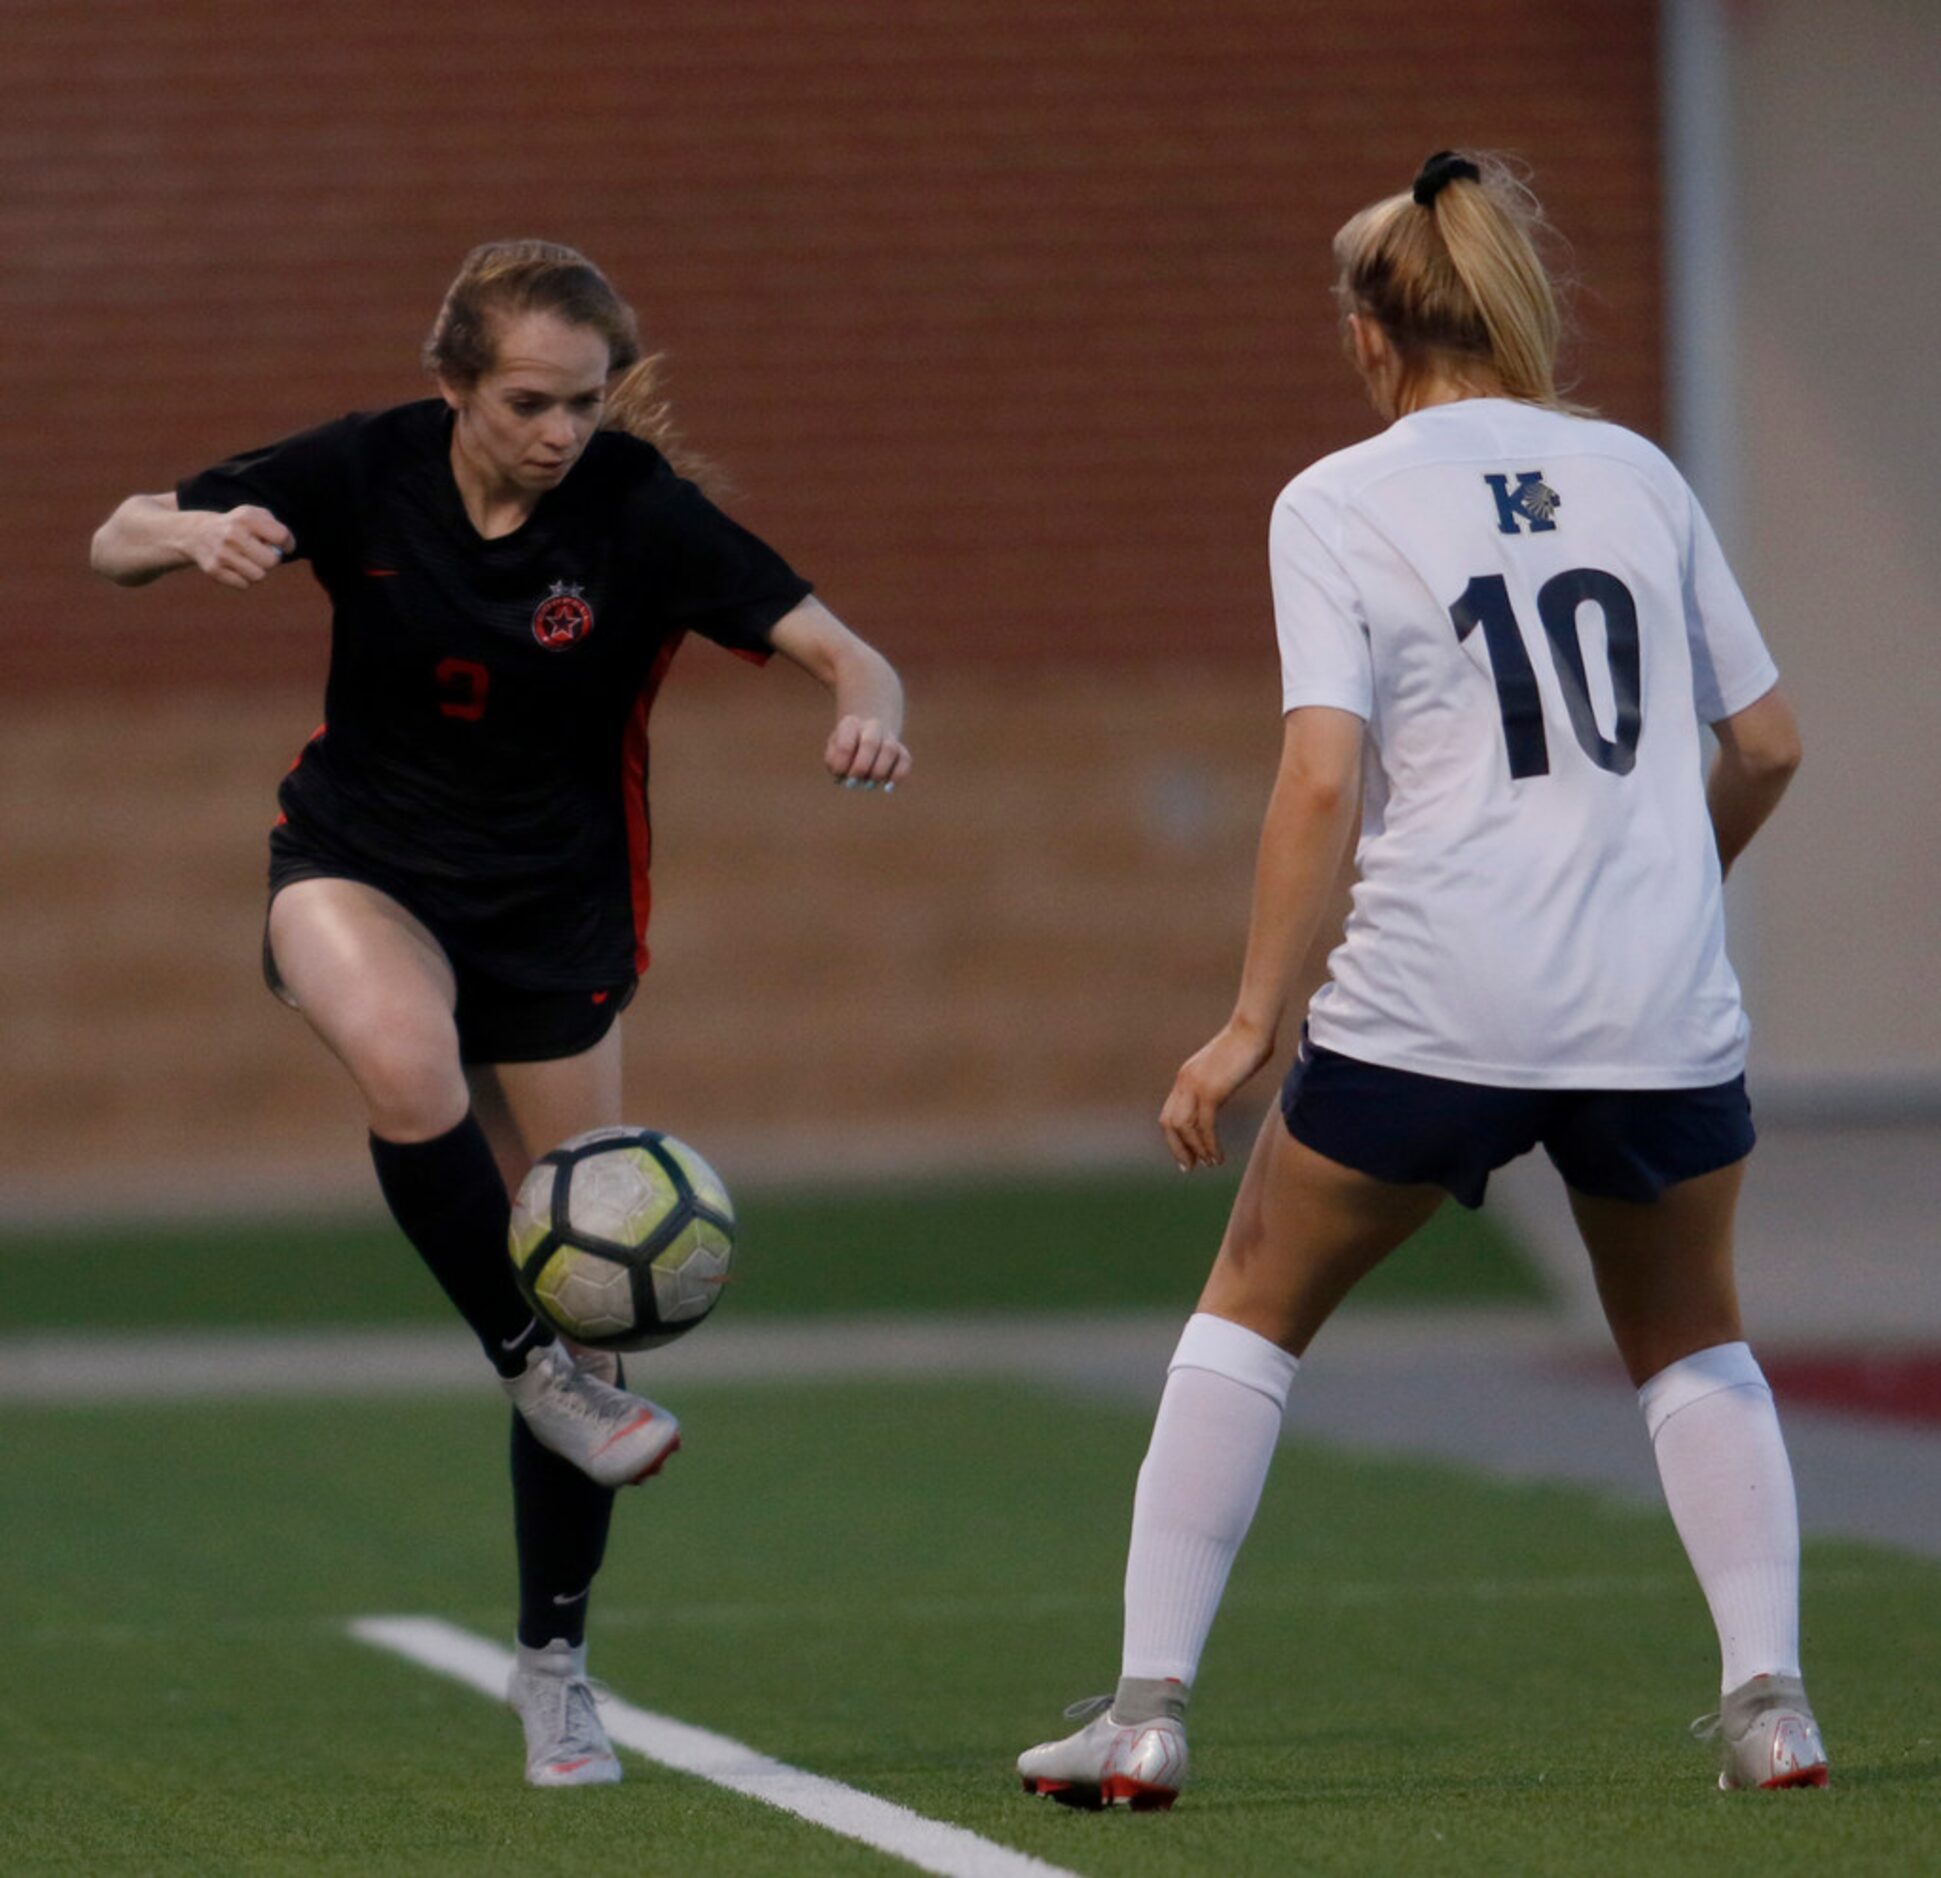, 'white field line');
350,1616,1079,1878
